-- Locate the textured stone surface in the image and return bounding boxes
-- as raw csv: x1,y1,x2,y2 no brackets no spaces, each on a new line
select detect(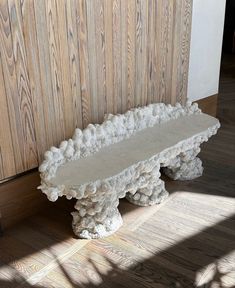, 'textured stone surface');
38,102,220,239
163,146,204,180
